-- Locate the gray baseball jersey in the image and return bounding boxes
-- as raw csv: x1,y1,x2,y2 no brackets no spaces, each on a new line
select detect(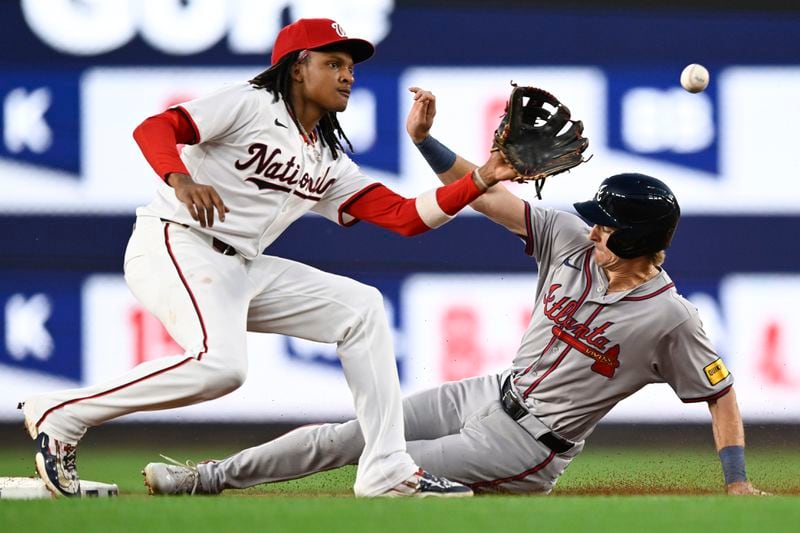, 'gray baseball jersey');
511,203,733,441
188,201,734,494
